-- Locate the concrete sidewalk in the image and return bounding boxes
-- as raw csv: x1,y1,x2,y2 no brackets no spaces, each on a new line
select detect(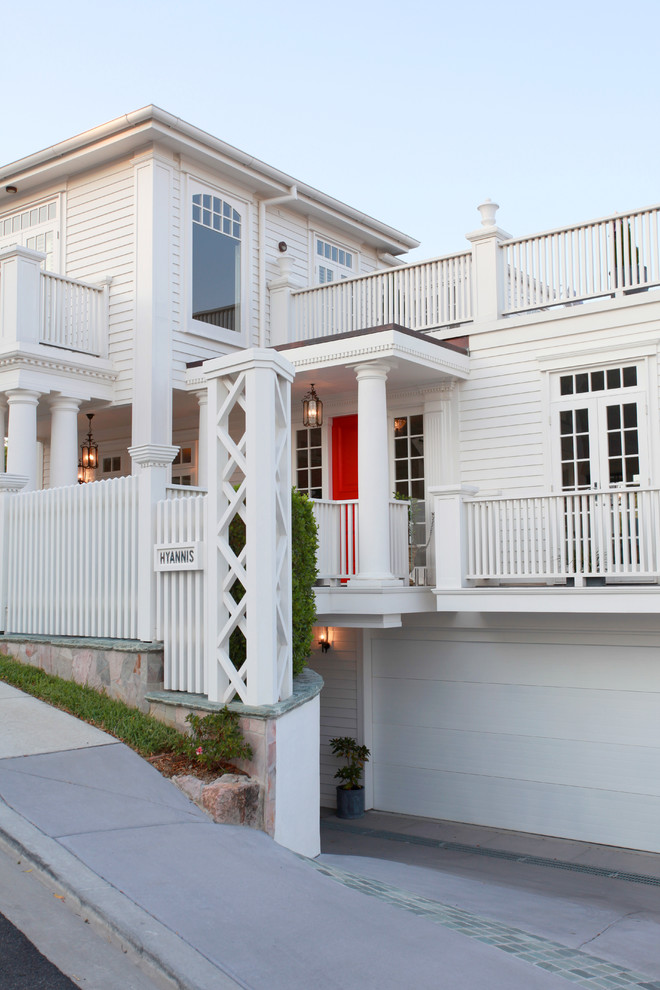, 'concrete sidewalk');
1,681,660,990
